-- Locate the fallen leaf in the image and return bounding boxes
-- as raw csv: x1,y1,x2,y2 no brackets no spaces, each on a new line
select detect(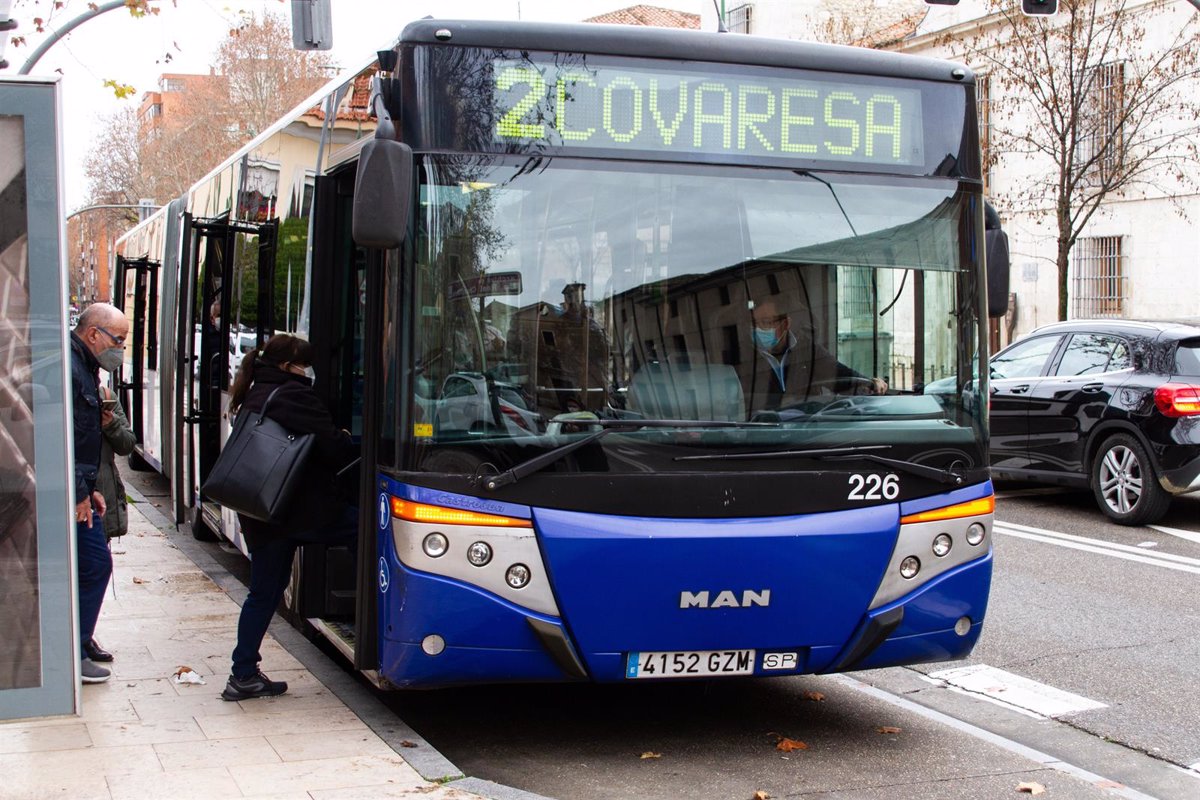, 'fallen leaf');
775,738,808,752
132,577,147,584
802,690,825,702
877,726,902,735
639,751,662,759
753,792,771,800
1016,782,1046,795
400,740,418,748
